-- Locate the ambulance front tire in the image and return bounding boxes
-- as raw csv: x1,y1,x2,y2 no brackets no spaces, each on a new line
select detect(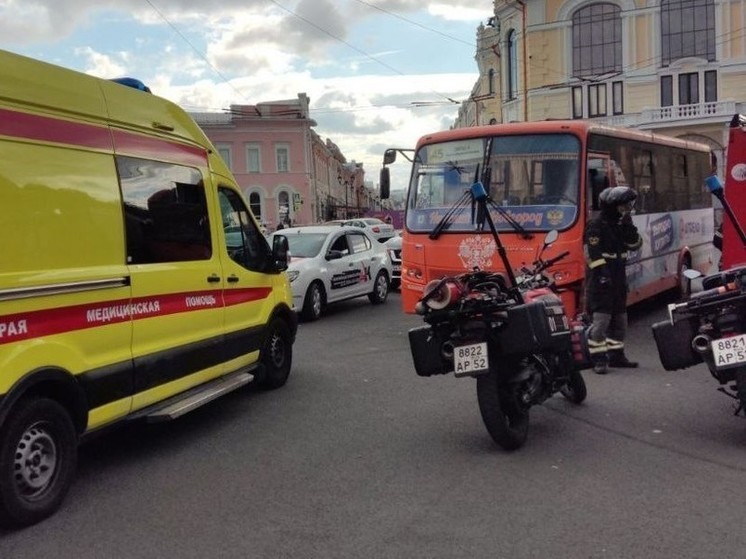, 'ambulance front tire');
256,318,293,390
0,397,78,527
